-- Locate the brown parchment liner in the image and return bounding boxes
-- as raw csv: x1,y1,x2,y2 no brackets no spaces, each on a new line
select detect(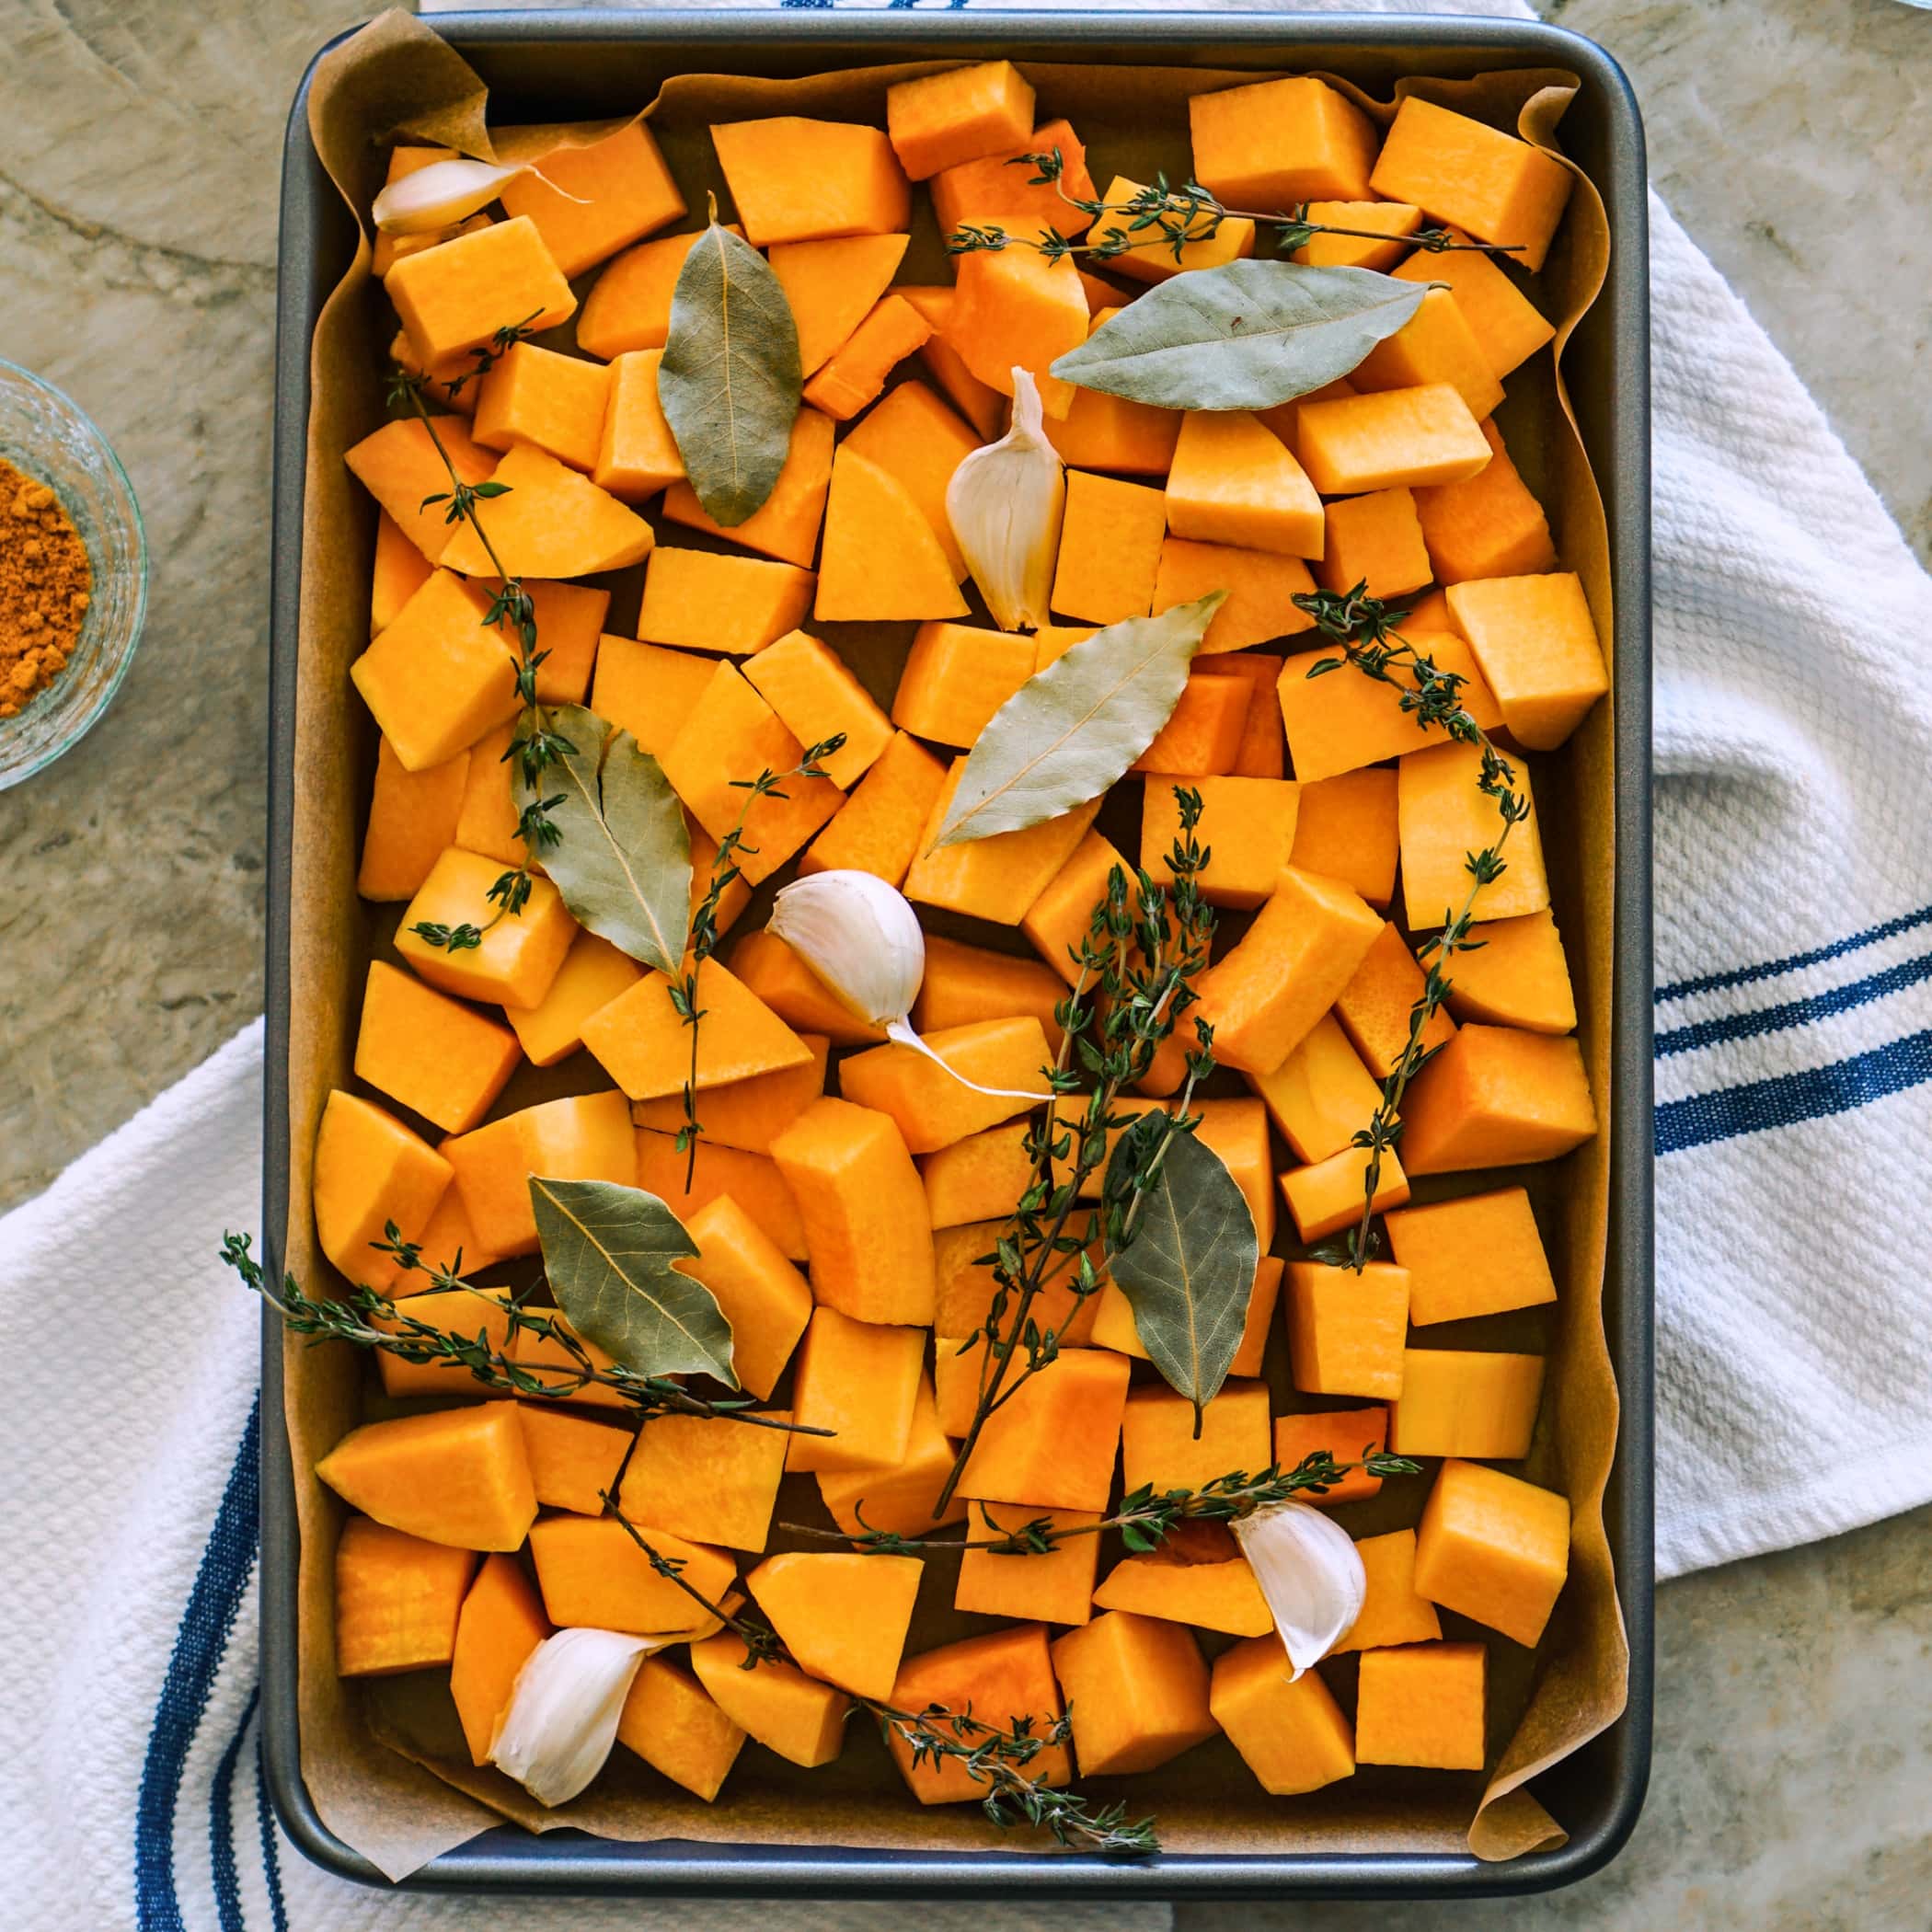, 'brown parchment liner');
282,10,1627,1881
